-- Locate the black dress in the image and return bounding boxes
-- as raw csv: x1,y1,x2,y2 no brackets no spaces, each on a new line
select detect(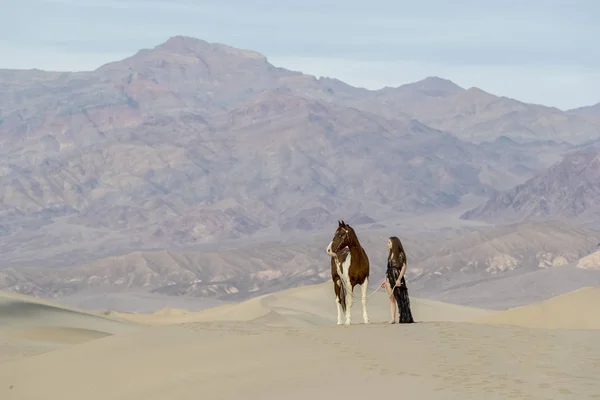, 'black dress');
386,259,415,324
